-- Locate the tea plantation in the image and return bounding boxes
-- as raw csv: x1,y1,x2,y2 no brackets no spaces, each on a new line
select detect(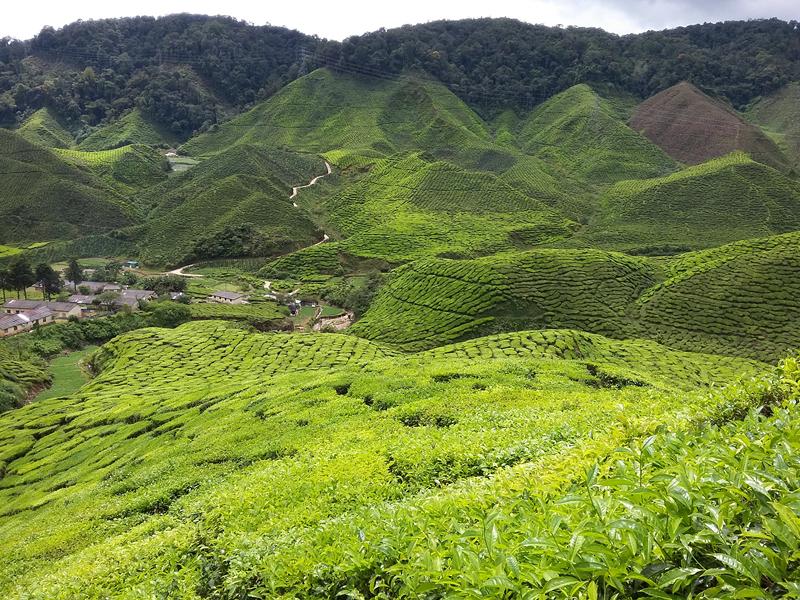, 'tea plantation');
0,319,781,597
2,56,800,599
